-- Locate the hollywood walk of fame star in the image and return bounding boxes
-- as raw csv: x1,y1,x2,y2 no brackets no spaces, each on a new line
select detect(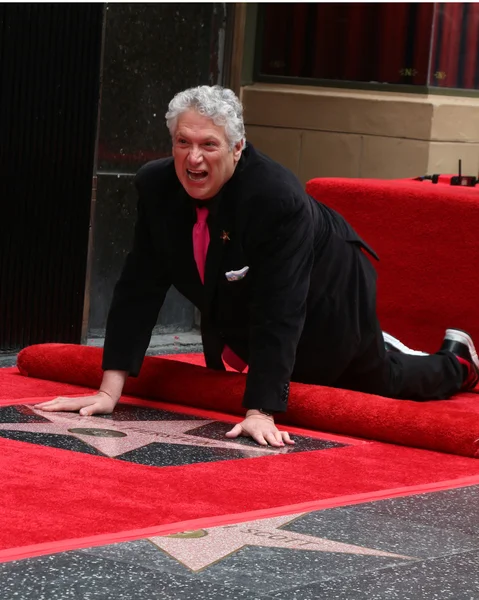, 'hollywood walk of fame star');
150,513,414,571
0,407,287,458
